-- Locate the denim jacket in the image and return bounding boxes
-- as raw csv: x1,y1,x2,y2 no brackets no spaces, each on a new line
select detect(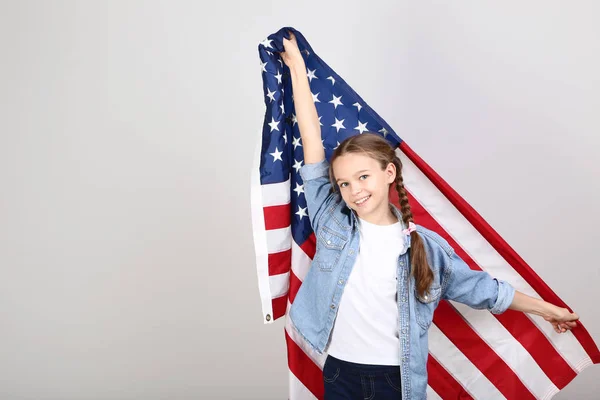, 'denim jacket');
289,159,515,400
